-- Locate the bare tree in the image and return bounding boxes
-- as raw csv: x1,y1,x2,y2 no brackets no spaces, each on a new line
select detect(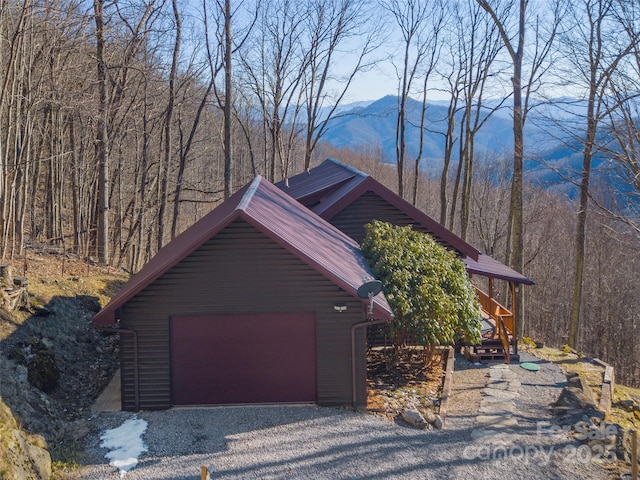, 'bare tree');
214,0,258,196
446,0,505,239
170,74,216,239
477,0,562,340
477,0,526,280
222,0,233,198
594,1,640,235
300,0,381,172
0,0,223,267
437,49,463,226
158,0,181,248
381,0,435,199
237,0,309,182
559,0,639,348
522,186,576,343
409,0,447,206
93,0,110,263
0,0,41,259
471,156,512,257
